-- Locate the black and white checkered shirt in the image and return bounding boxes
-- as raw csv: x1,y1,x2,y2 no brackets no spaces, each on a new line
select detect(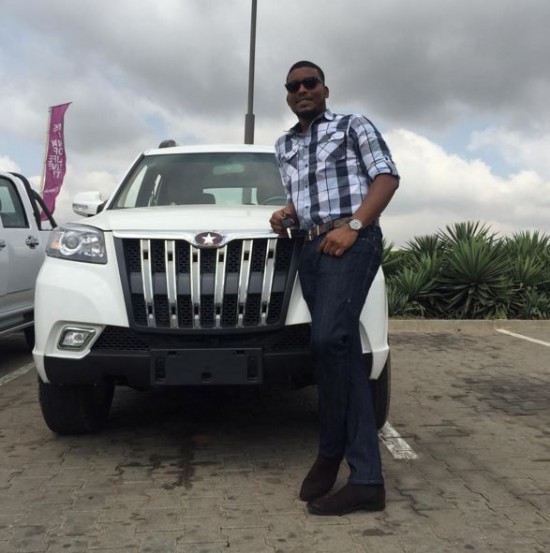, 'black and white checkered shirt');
274,109,399,229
